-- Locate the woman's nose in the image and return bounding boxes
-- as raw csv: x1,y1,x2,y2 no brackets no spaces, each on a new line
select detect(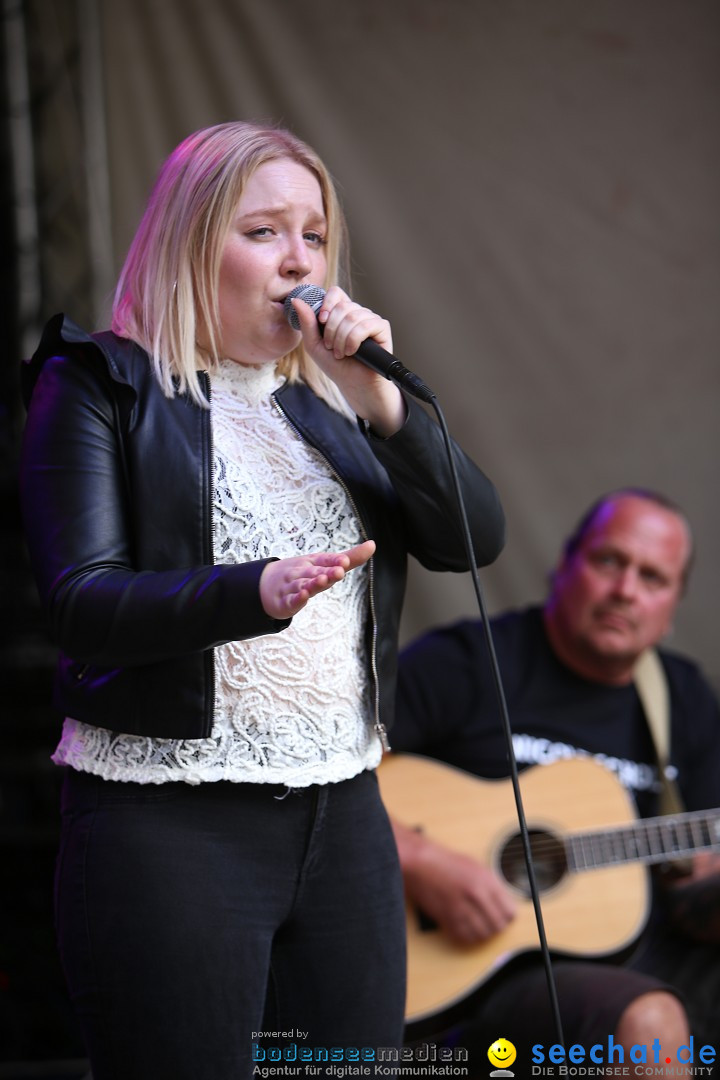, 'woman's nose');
281,237,312,278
